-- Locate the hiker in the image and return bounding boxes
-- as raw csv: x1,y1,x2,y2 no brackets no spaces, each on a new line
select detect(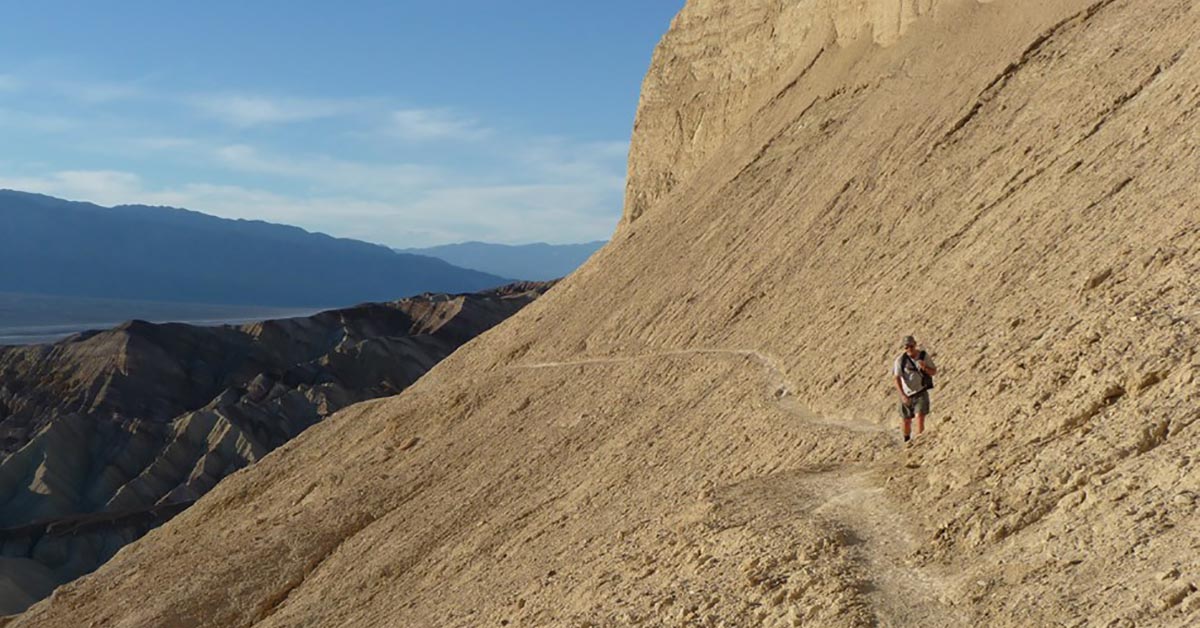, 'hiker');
893,335,937,442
